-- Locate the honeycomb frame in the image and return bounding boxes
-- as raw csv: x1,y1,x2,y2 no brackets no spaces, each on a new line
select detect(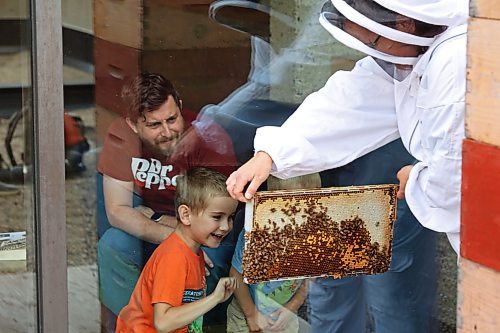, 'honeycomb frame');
242,184,398,284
